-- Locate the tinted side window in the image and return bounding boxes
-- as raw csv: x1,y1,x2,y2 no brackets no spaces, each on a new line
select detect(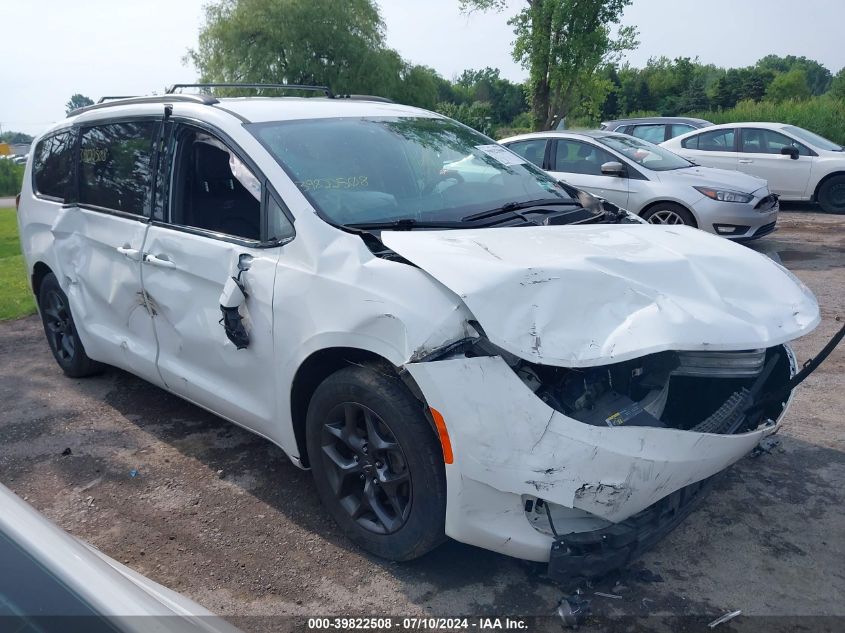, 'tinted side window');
79,121,158,215
170,127,262,241
33,131,75,200
741,128,812,156
630,125,666,144
669,124,695,139
553,140,616,176
505,139,547,168
686,129,735,152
